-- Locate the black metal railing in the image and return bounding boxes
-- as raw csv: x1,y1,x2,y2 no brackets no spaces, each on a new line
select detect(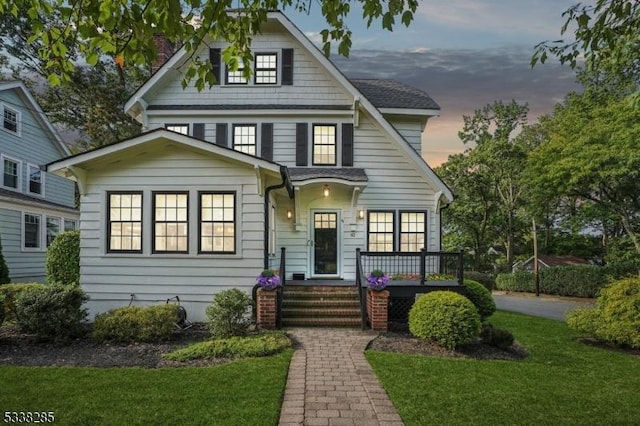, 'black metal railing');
276,247,286,328
358,249,464,285
356,248,367,330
